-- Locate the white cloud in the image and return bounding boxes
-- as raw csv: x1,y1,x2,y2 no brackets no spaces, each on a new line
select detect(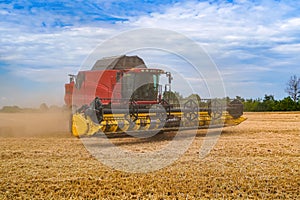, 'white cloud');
271,43,300,54
0,26,124,81
2,1,300,80
1,0,300,106
279,17,300,31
